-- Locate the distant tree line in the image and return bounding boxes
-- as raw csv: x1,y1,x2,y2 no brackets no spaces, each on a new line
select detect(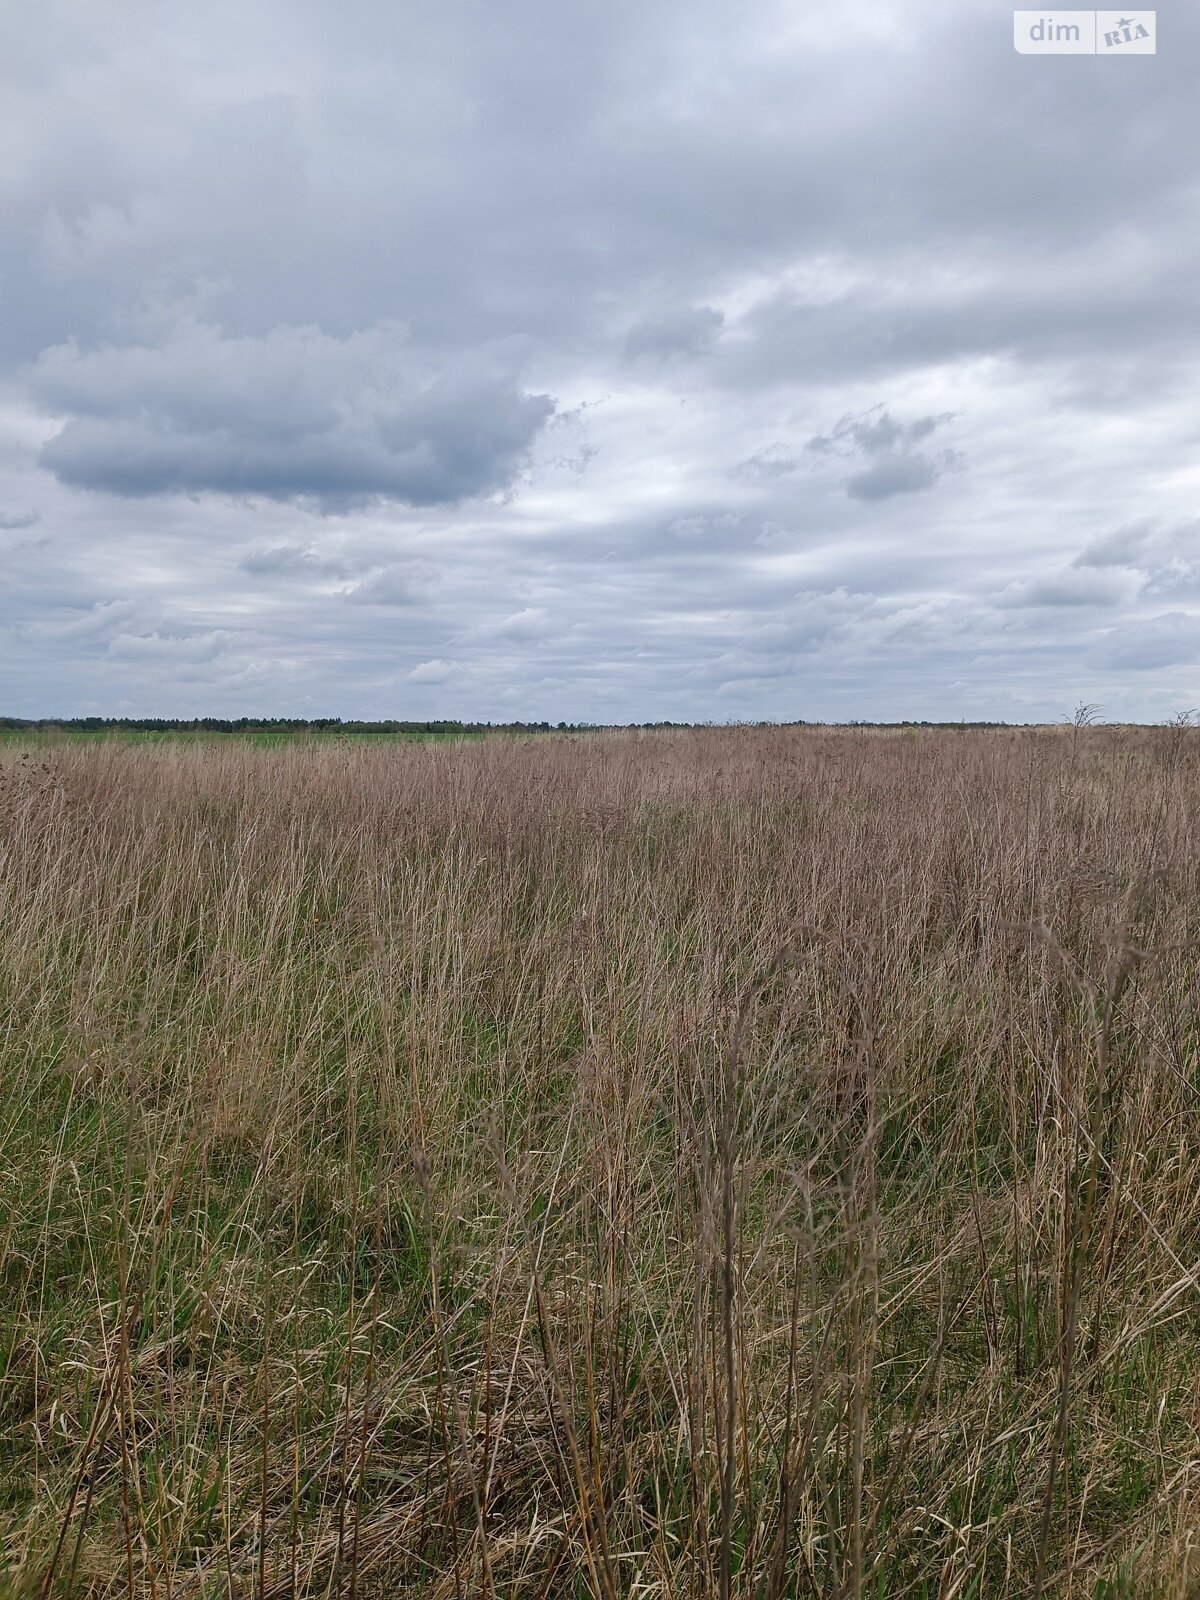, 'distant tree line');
0,715,627,735
0,716,453,733
0,715,1019,734
1,715,588,734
